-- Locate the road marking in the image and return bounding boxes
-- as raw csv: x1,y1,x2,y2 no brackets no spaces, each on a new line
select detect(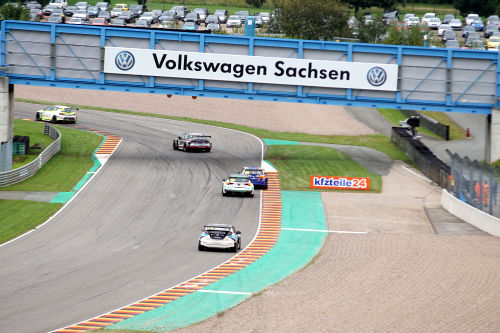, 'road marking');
197,290,253,295
282,227,368,234
402,165,433,183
